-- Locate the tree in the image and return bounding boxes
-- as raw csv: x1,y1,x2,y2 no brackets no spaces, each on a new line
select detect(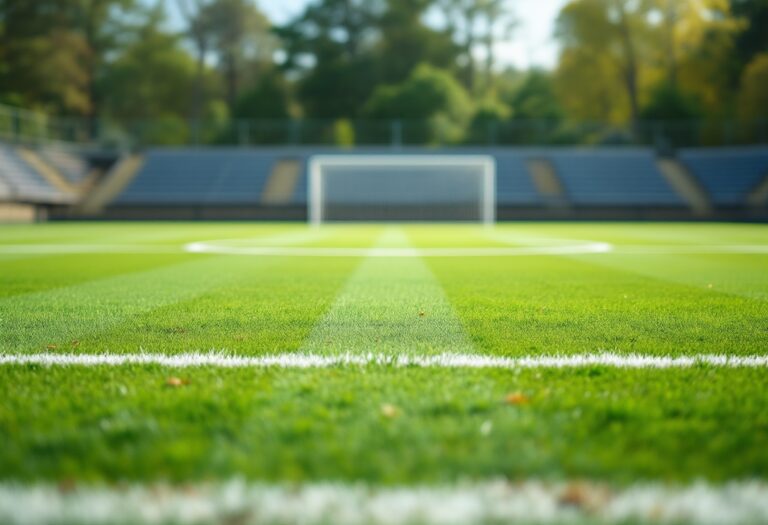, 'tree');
738,53,768,121
476,0,516,92
555,47,628,122
232,71,292,119
438,0,481,91
101,5,196,122
0,0,91,114
556,0,655,126
176,0,215,121
374,0,457,84
205,0,272,112
730,0,768,76
465,97,510,144
640,81,701,120
653,0,741,117
72,0,136,127
509,70,563,121
275,0,383,117
363,63,472,143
